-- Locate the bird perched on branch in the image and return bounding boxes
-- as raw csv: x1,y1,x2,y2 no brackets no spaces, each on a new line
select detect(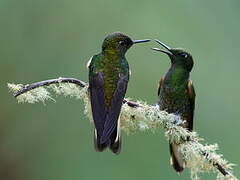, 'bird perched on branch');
87,32,150,154
152,40,196,172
